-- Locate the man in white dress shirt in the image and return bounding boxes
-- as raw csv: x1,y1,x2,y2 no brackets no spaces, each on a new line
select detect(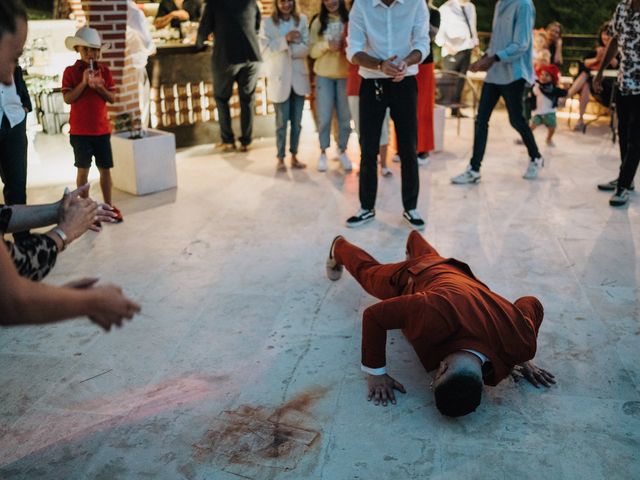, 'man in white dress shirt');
346,0,429,231
436,0,479,117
